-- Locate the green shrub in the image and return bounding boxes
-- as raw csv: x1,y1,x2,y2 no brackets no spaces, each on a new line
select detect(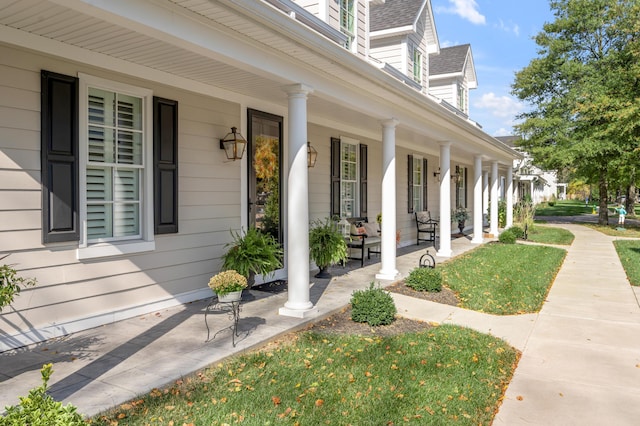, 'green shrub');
1,363,85,425
350,282,396,326
1,260,36,312
498,230,516,244
507,225,525,239
405,267,442,292
547,201,555,207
